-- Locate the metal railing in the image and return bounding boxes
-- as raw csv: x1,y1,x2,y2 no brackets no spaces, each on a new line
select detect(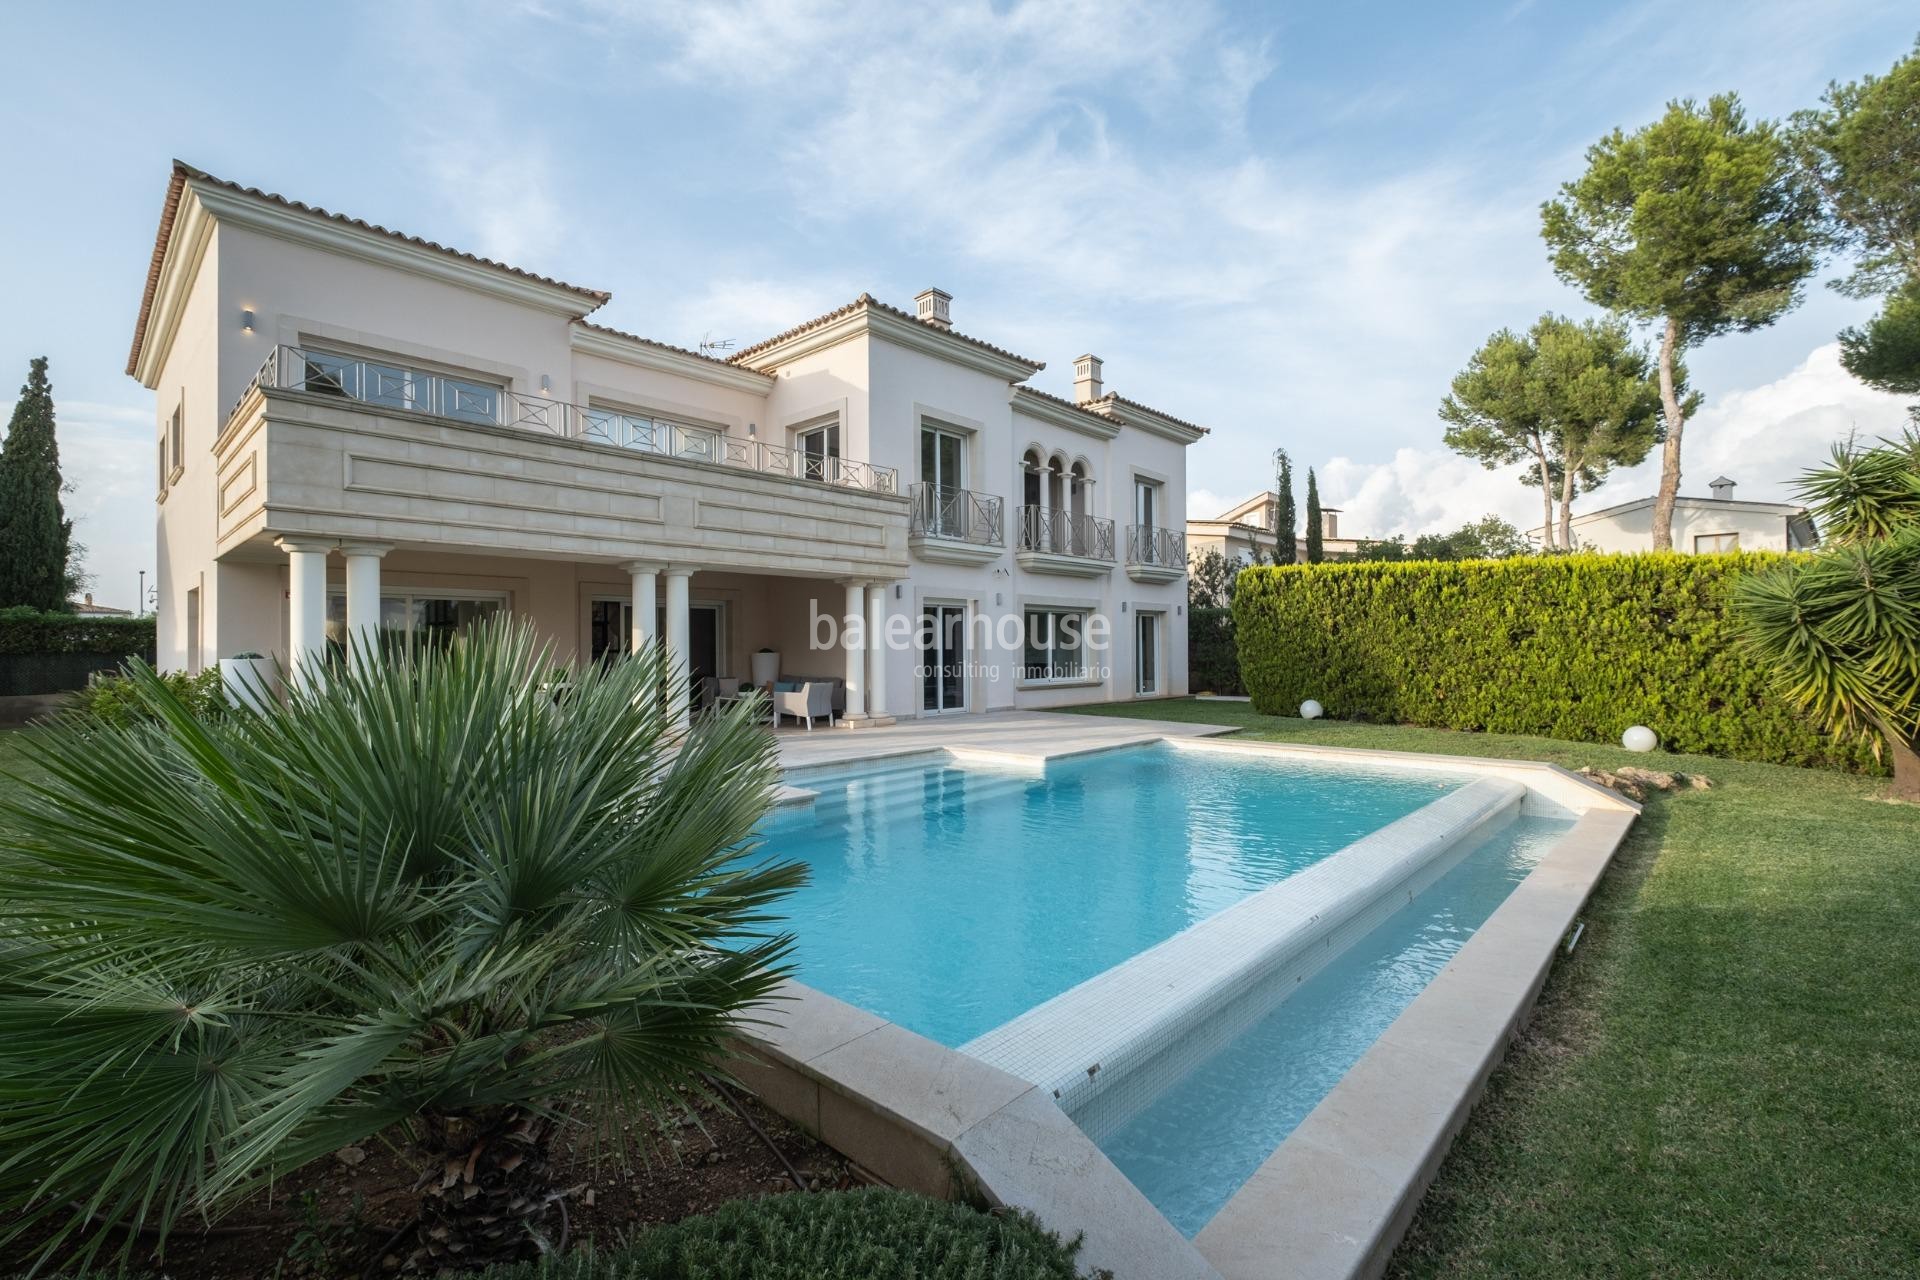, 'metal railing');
910,483,1004,546
238,345,899,494
1016,506,1115,560
1125,523,1186,568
